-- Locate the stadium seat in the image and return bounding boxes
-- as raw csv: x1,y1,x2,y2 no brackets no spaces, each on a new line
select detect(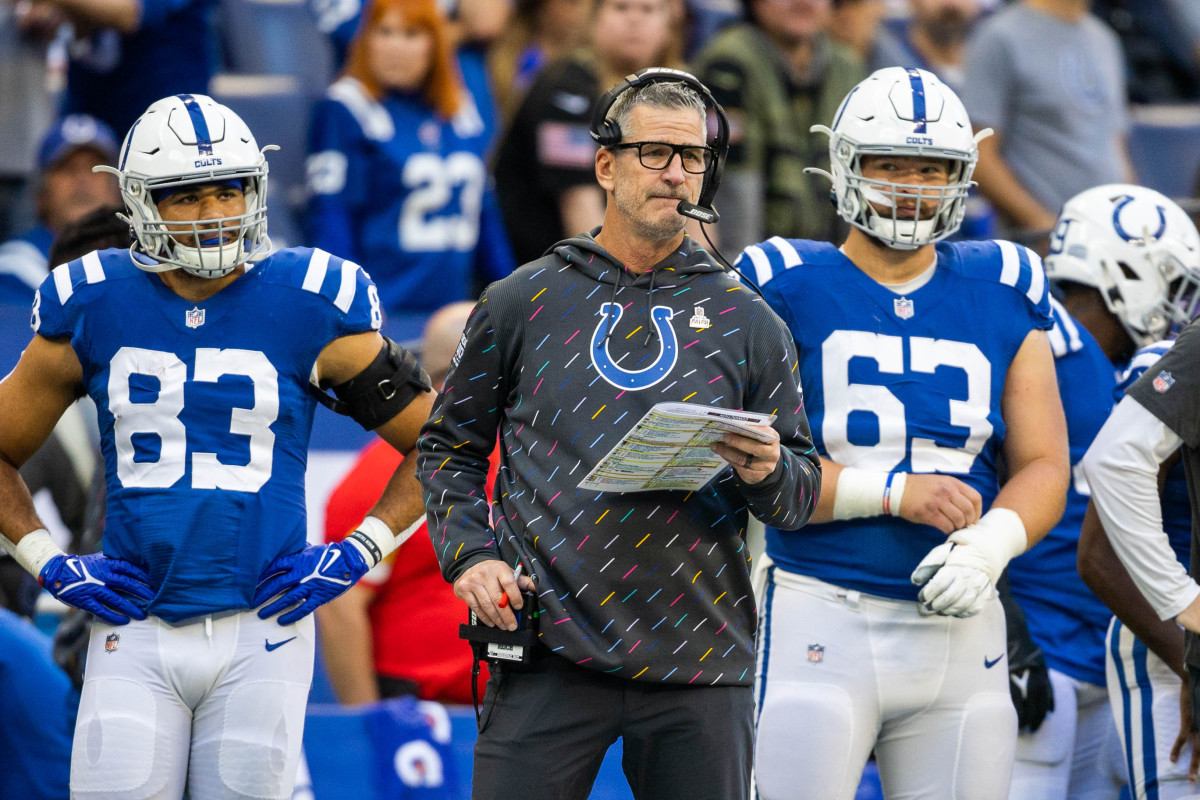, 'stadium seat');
1127,104,1200,201
218,0,334,90
210,74,313,248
